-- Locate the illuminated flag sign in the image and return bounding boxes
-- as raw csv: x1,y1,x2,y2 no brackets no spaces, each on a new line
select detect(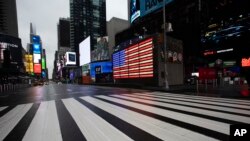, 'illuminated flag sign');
113,38,154,79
